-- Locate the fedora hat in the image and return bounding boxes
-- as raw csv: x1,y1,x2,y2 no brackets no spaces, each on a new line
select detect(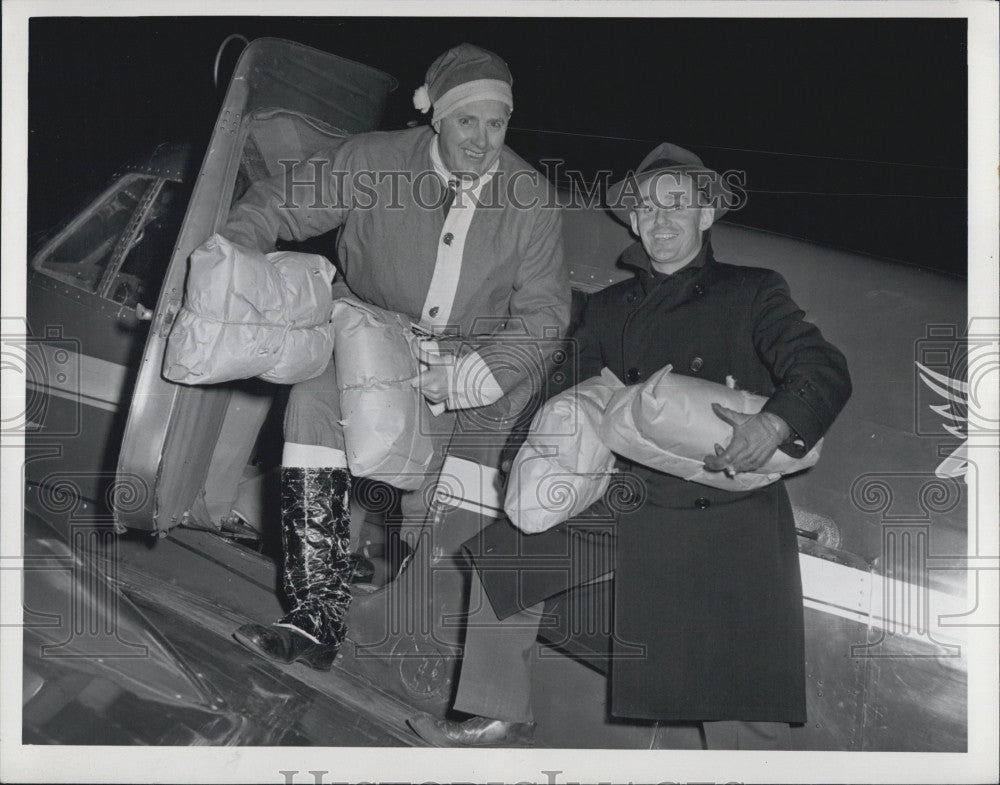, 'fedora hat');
607,142,732,223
